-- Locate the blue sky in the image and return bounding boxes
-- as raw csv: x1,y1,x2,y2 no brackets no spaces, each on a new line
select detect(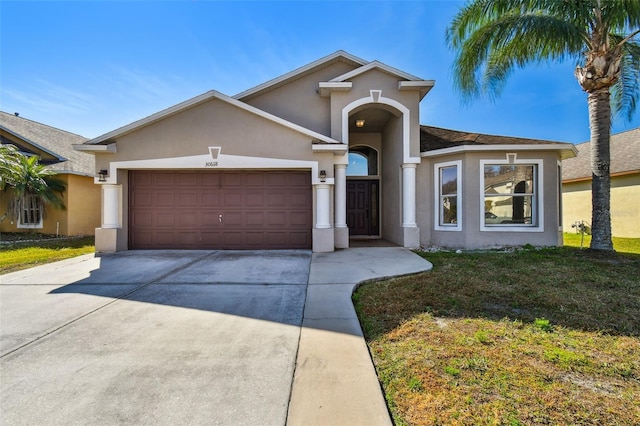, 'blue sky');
1,1,638,143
